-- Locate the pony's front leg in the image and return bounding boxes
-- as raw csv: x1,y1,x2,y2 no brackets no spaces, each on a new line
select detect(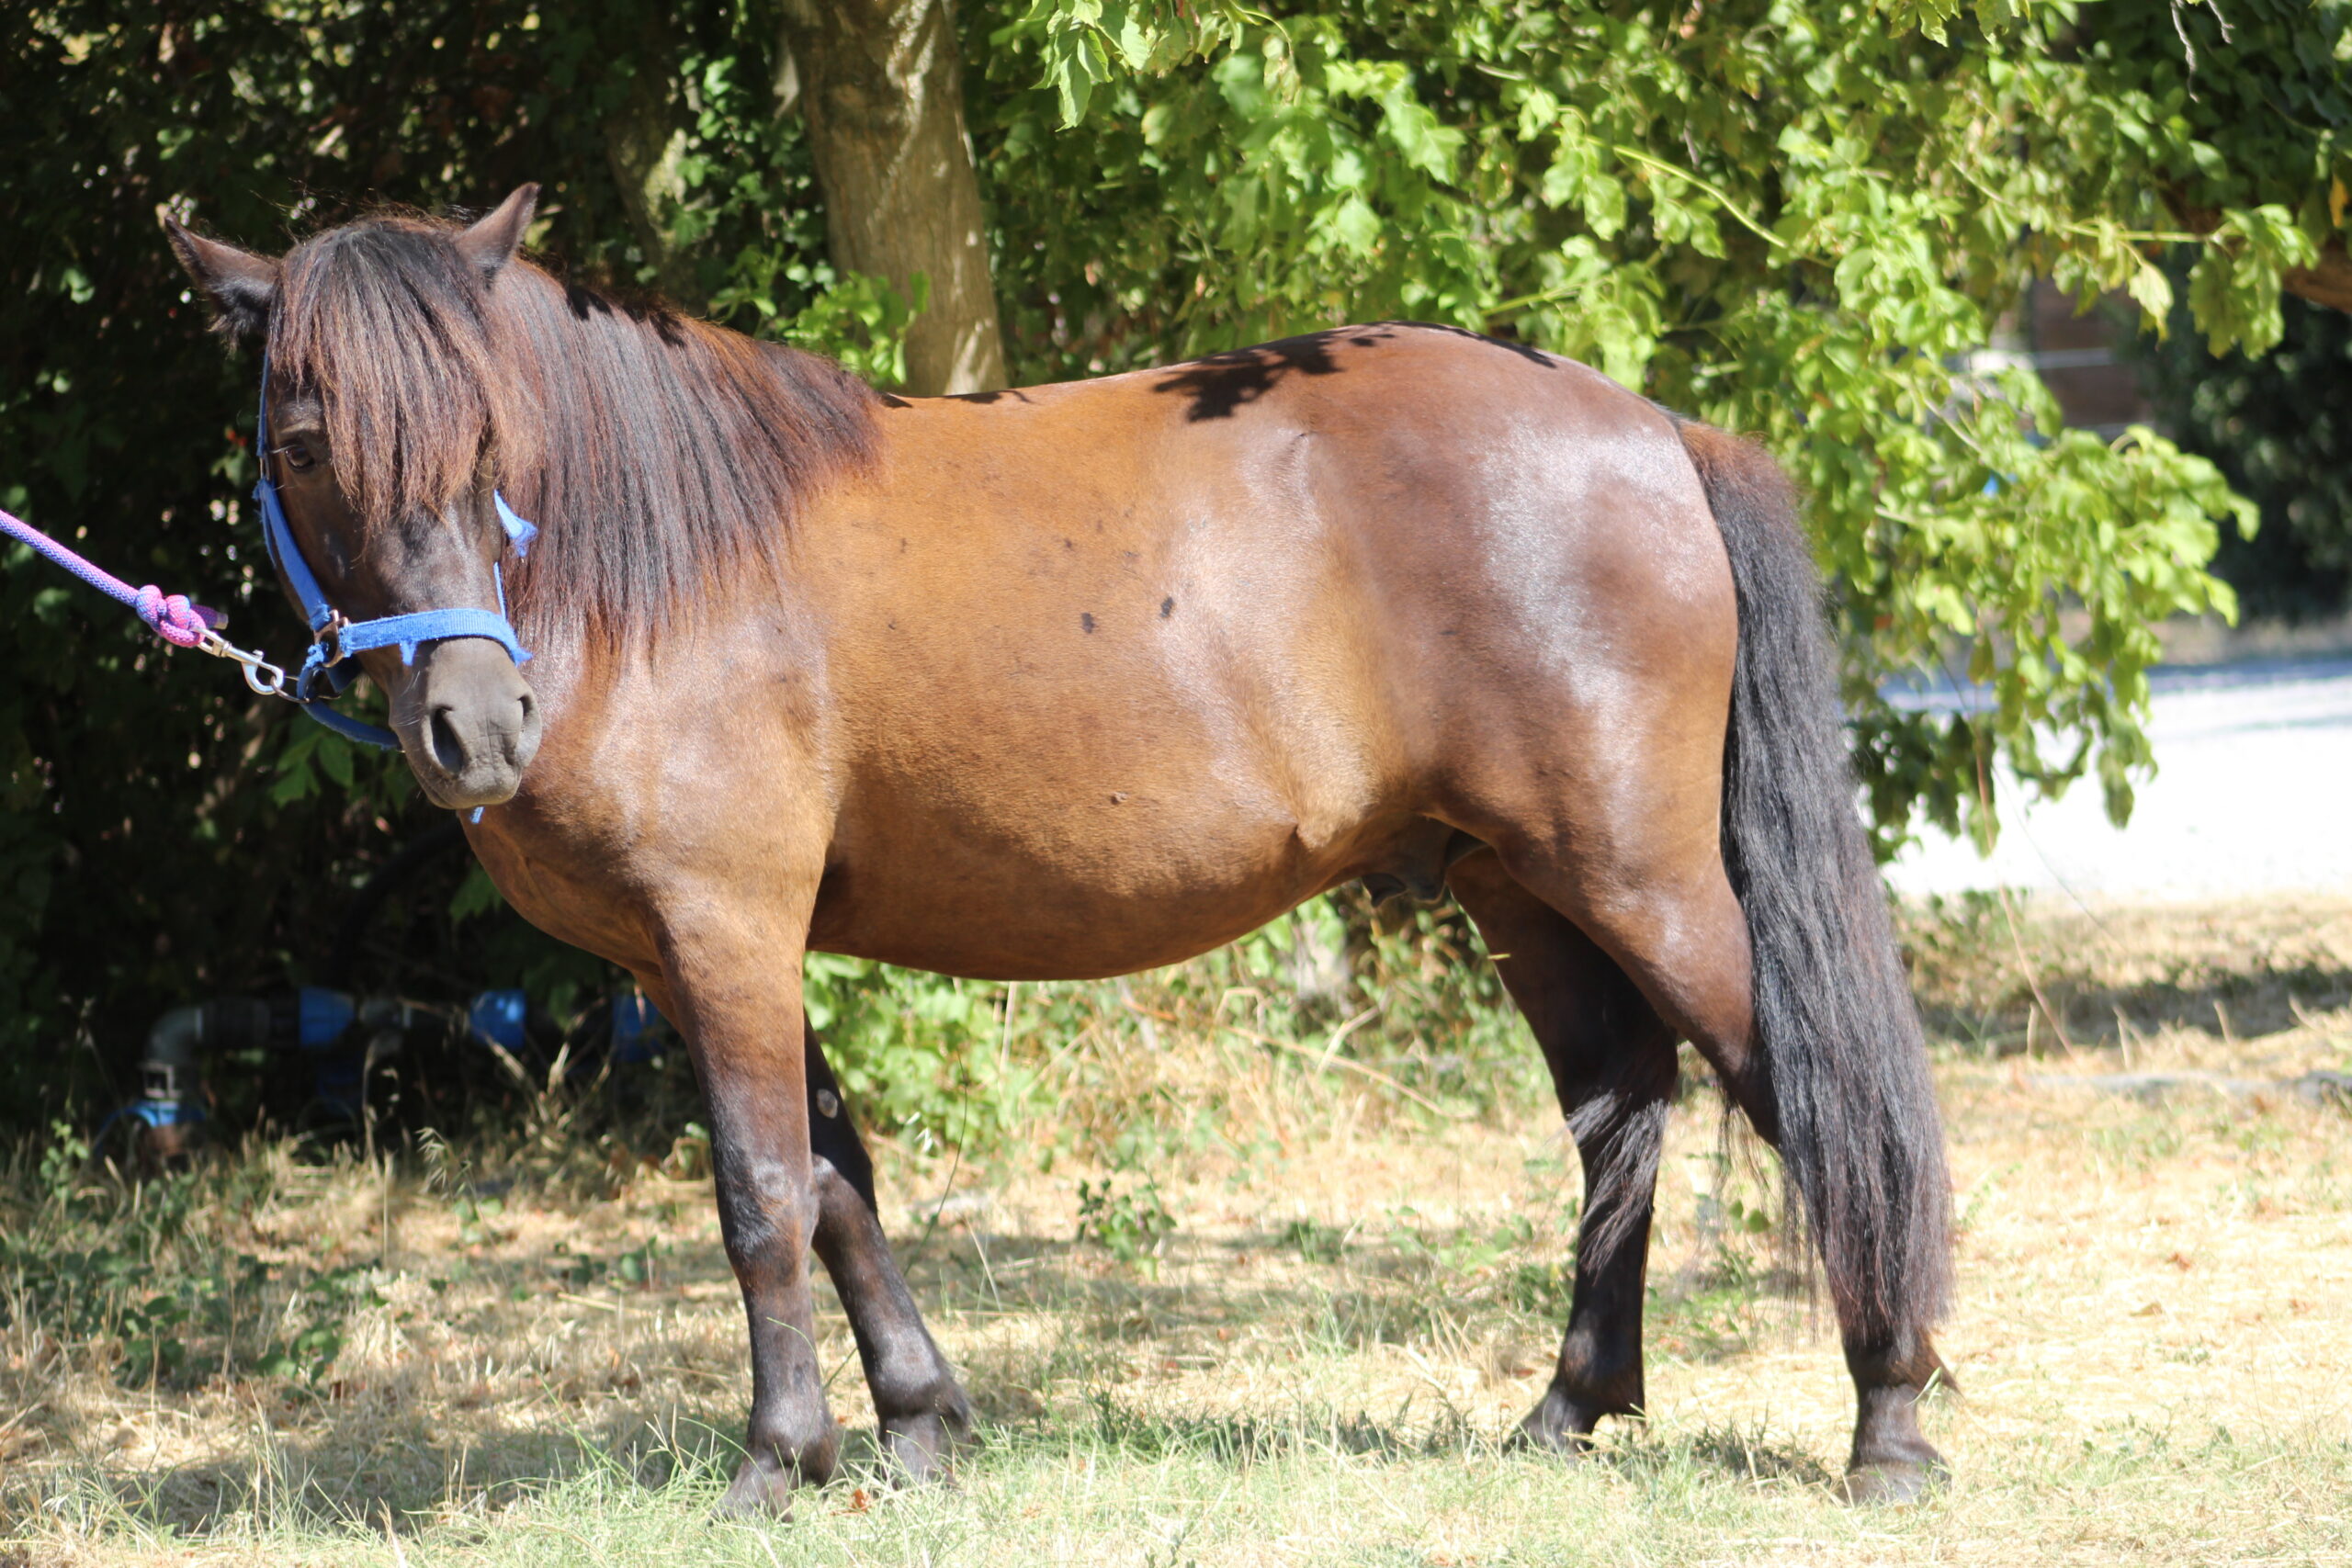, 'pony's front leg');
663,915,839,1515
803,1021,972,1479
